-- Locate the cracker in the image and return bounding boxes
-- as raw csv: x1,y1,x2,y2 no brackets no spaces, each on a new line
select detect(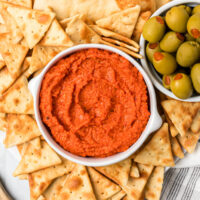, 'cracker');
0,23,8,33
0,75,34,114
130,161,140,178
96,6,141,38
124,164,154,200
57,164,96,200
65,16,101,44
191,110,200,134
4,114,41,148
0,33,28,78
161,100,200,136
40,19,73,47
7,6,55,49
1,0,32,8
0,113,6,132
88,167,121,200
29,159,75,200
177,131,200,153
0,54,5,70
110,190,126,200
134,123,175,167
132,11,152,42
144,167,164,200
95,158,131,187
13,140,62,176
170,136,184,159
